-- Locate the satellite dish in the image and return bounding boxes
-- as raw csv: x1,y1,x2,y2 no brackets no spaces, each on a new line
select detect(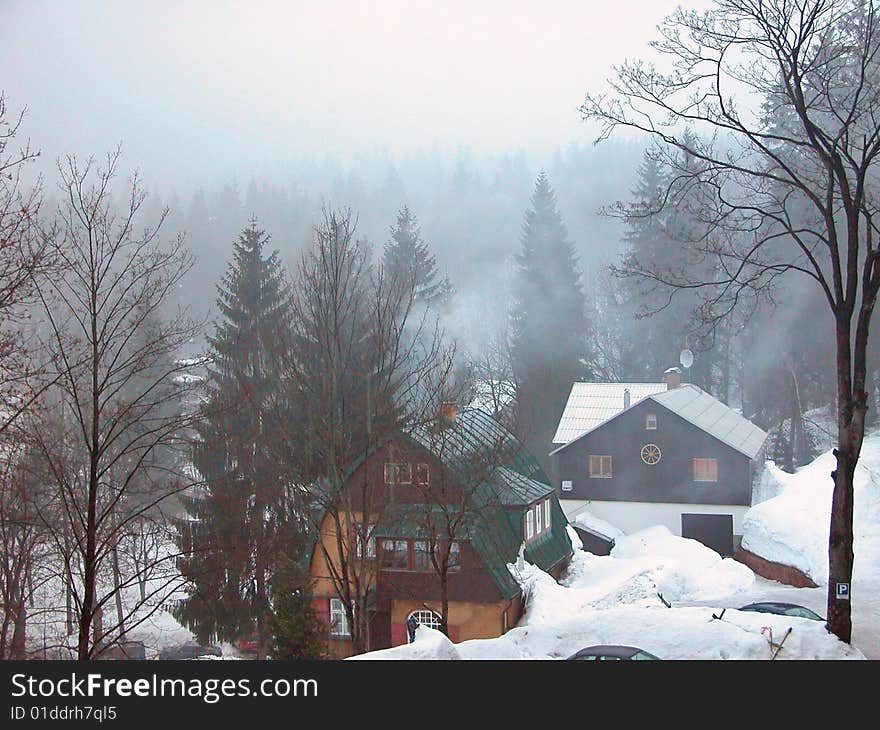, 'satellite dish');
680,349,694,369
